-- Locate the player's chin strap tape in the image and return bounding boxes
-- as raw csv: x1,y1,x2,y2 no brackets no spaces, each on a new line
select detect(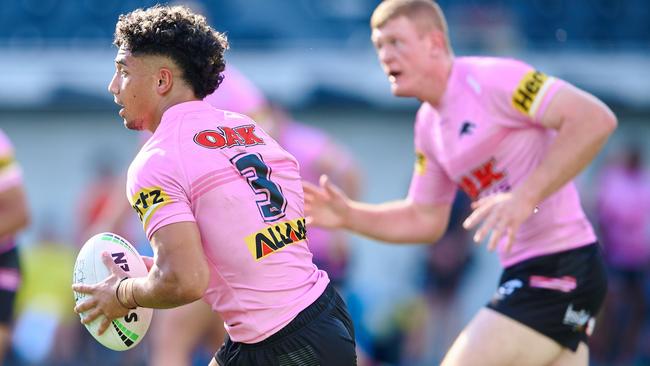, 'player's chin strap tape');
116,277,139,309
